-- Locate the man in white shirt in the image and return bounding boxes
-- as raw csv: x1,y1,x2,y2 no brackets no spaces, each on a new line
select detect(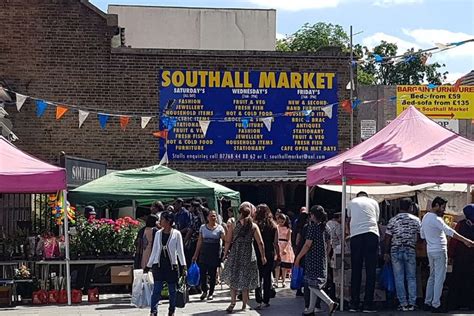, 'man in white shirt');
421,197,474,313
347,192,380,313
